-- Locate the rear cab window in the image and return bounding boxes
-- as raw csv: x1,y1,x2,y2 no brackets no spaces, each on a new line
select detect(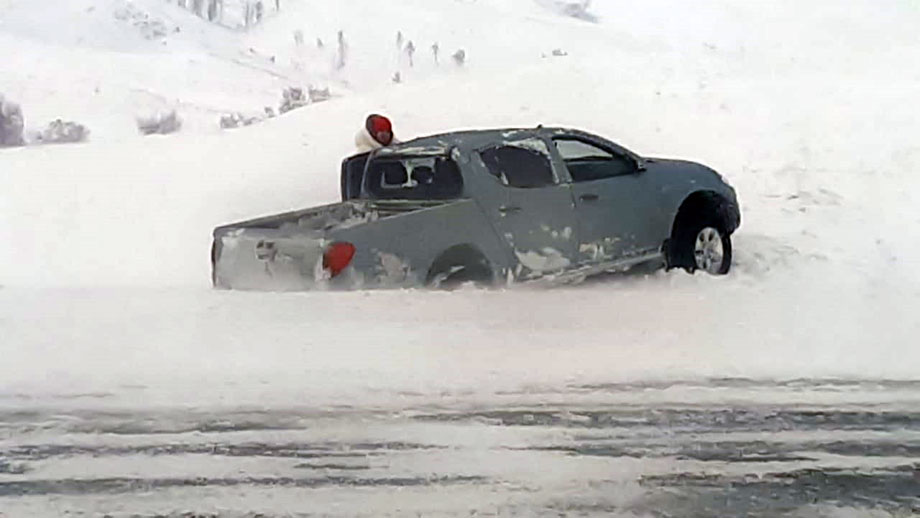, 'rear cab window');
362,156,464,200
